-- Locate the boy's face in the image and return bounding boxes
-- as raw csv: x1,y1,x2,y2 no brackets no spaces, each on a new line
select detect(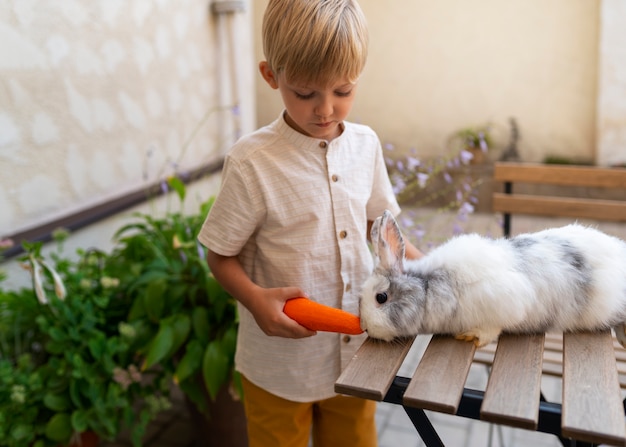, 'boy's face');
260,62,357,141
